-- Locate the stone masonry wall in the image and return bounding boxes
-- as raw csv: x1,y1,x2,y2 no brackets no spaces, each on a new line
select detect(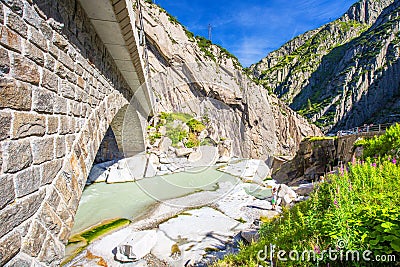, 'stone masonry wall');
0,0,135,265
